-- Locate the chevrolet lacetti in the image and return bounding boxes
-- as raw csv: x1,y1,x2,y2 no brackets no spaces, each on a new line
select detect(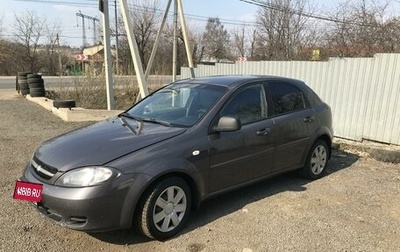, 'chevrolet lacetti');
20,75,333,240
